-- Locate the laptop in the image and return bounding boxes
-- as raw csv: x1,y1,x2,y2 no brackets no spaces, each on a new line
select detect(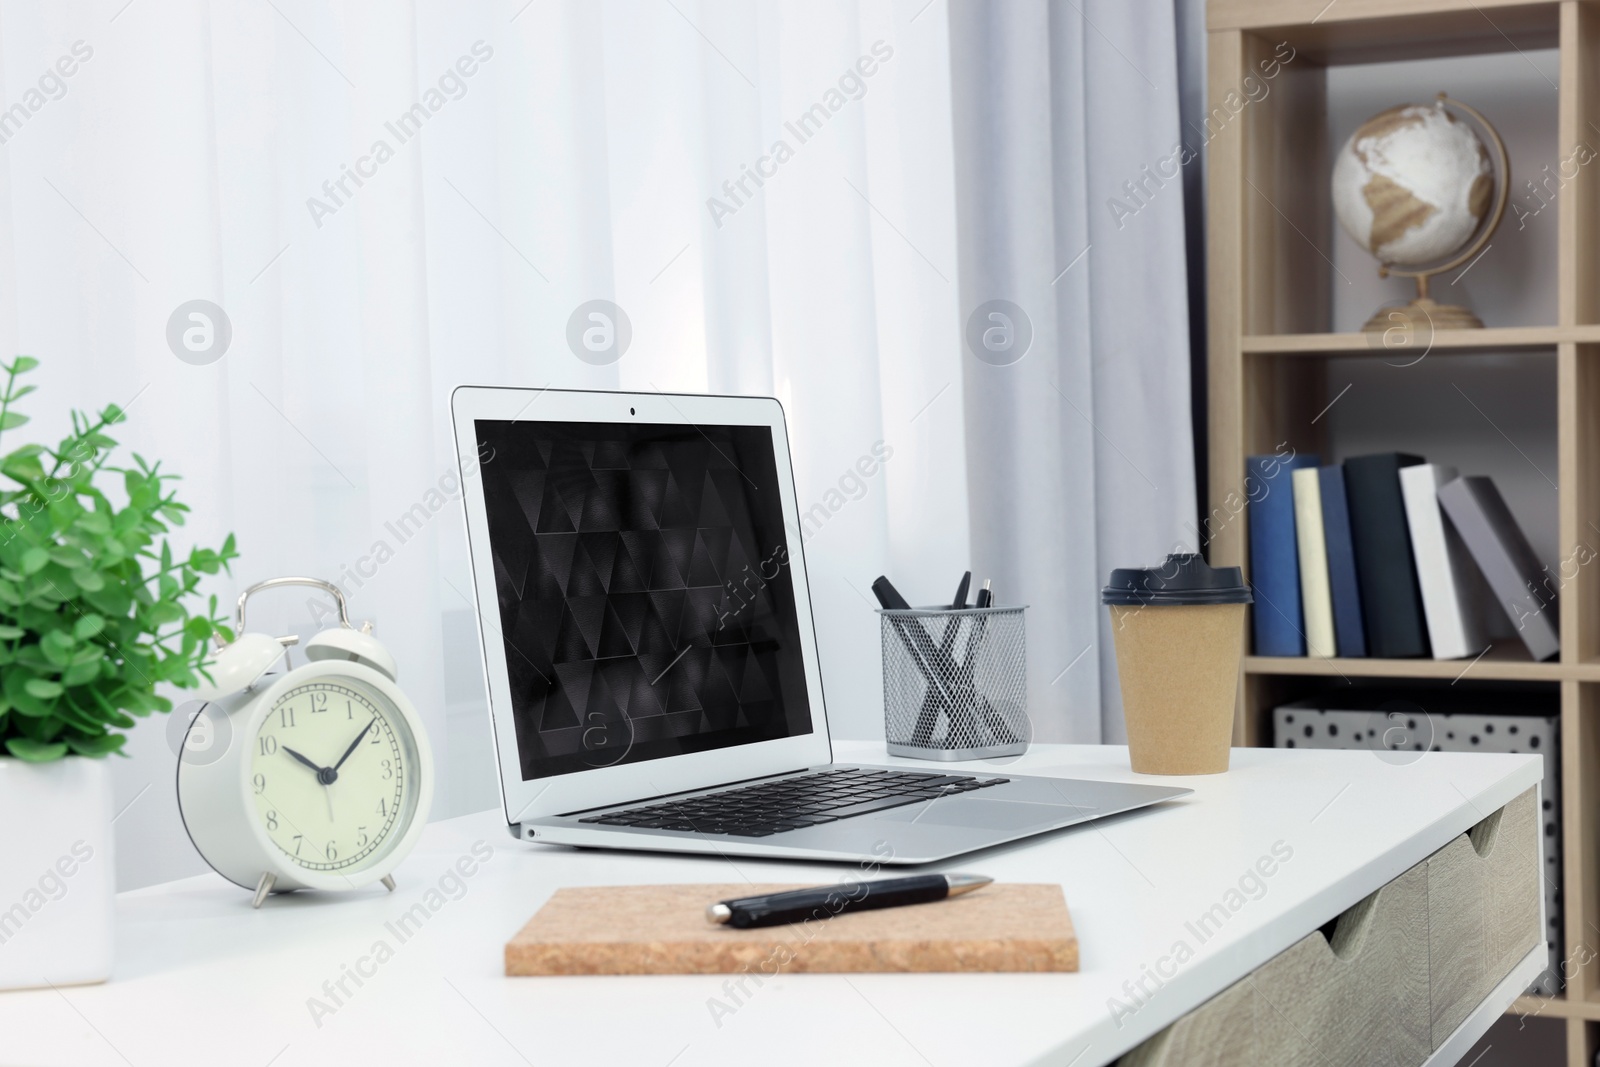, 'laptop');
451,386,1190,864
